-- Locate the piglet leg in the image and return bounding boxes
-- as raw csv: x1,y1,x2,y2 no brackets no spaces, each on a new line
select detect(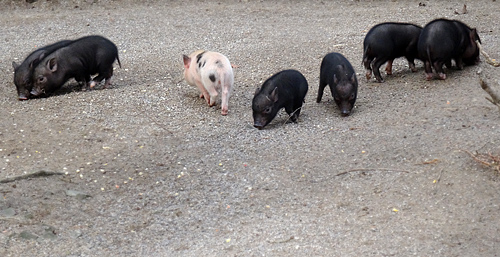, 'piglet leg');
195,80,211,105
104,78,112,88
206,86,218,107
385,59,393,75
91,67,114,88
221,89,230,115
